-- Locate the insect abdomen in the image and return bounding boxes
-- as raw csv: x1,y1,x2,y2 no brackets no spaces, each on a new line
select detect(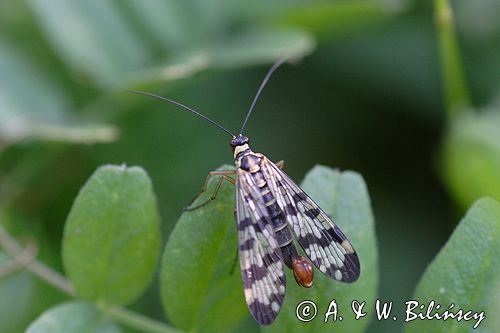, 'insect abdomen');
254,172,297,267
265,197,314,288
